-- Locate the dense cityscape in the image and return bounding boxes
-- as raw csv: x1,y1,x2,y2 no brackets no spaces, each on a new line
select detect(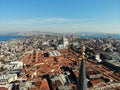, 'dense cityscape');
1,0,120,89
0,33,120,90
